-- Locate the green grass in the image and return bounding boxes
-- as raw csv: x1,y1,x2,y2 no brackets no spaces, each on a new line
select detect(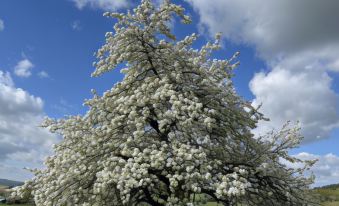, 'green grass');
0,186,338,206
315,188,339,197
313,187,339,203
322,201,339,206
205,202,222,206
312,185,339,206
